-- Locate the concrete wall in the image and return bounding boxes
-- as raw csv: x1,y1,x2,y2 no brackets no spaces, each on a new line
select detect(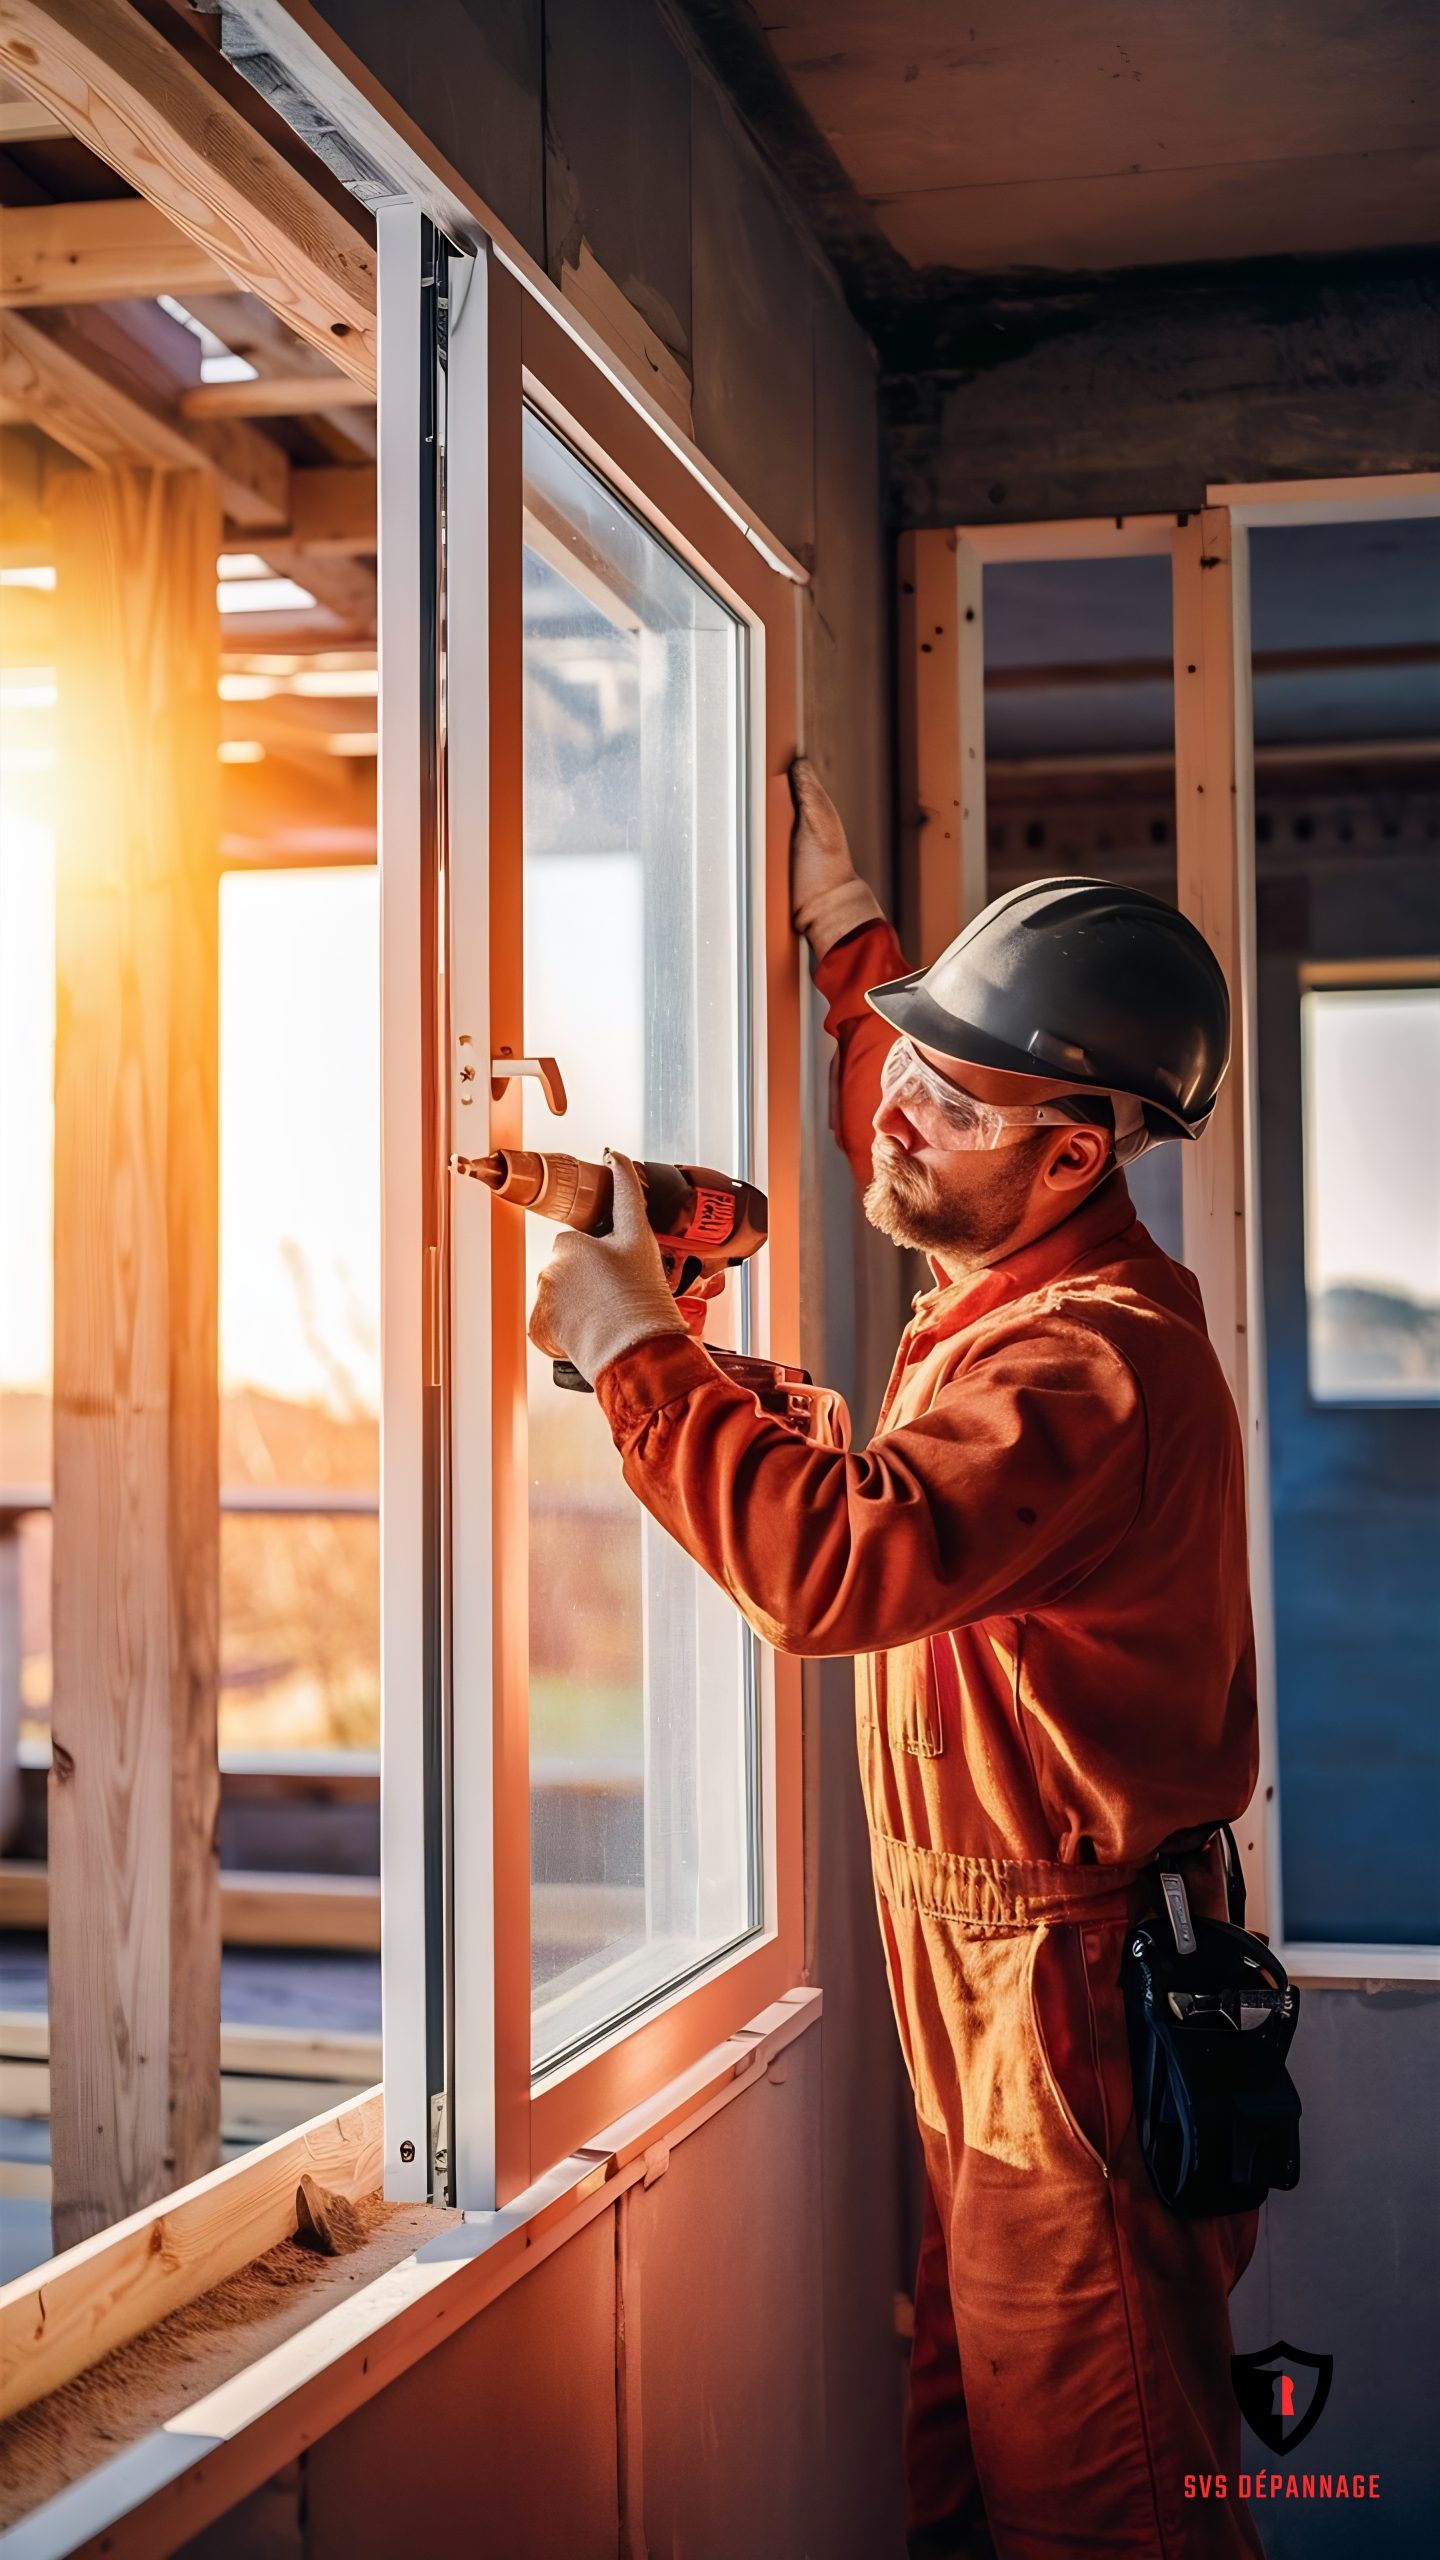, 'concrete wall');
883,252,1440,525
270,5,912,2554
